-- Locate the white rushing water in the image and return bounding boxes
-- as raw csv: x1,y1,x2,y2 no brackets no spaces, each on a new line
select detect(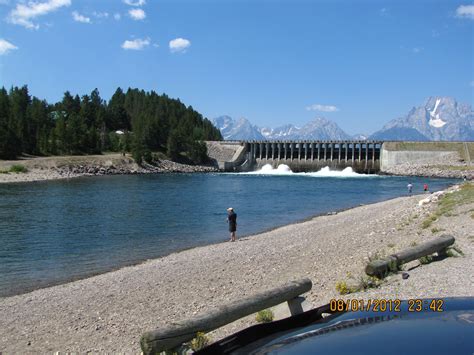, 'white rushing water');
243,164,376,177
